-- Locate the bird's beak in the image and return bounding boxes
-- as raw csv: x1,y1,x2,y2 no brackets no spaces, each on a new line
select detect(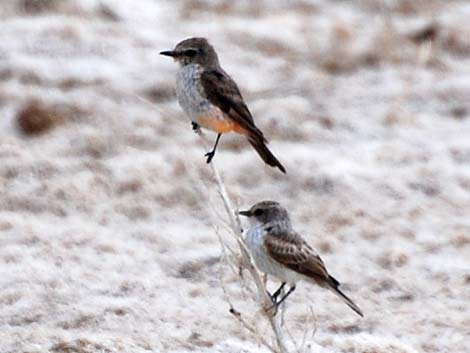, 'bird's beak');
159,50,177,57
239,210,251,217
